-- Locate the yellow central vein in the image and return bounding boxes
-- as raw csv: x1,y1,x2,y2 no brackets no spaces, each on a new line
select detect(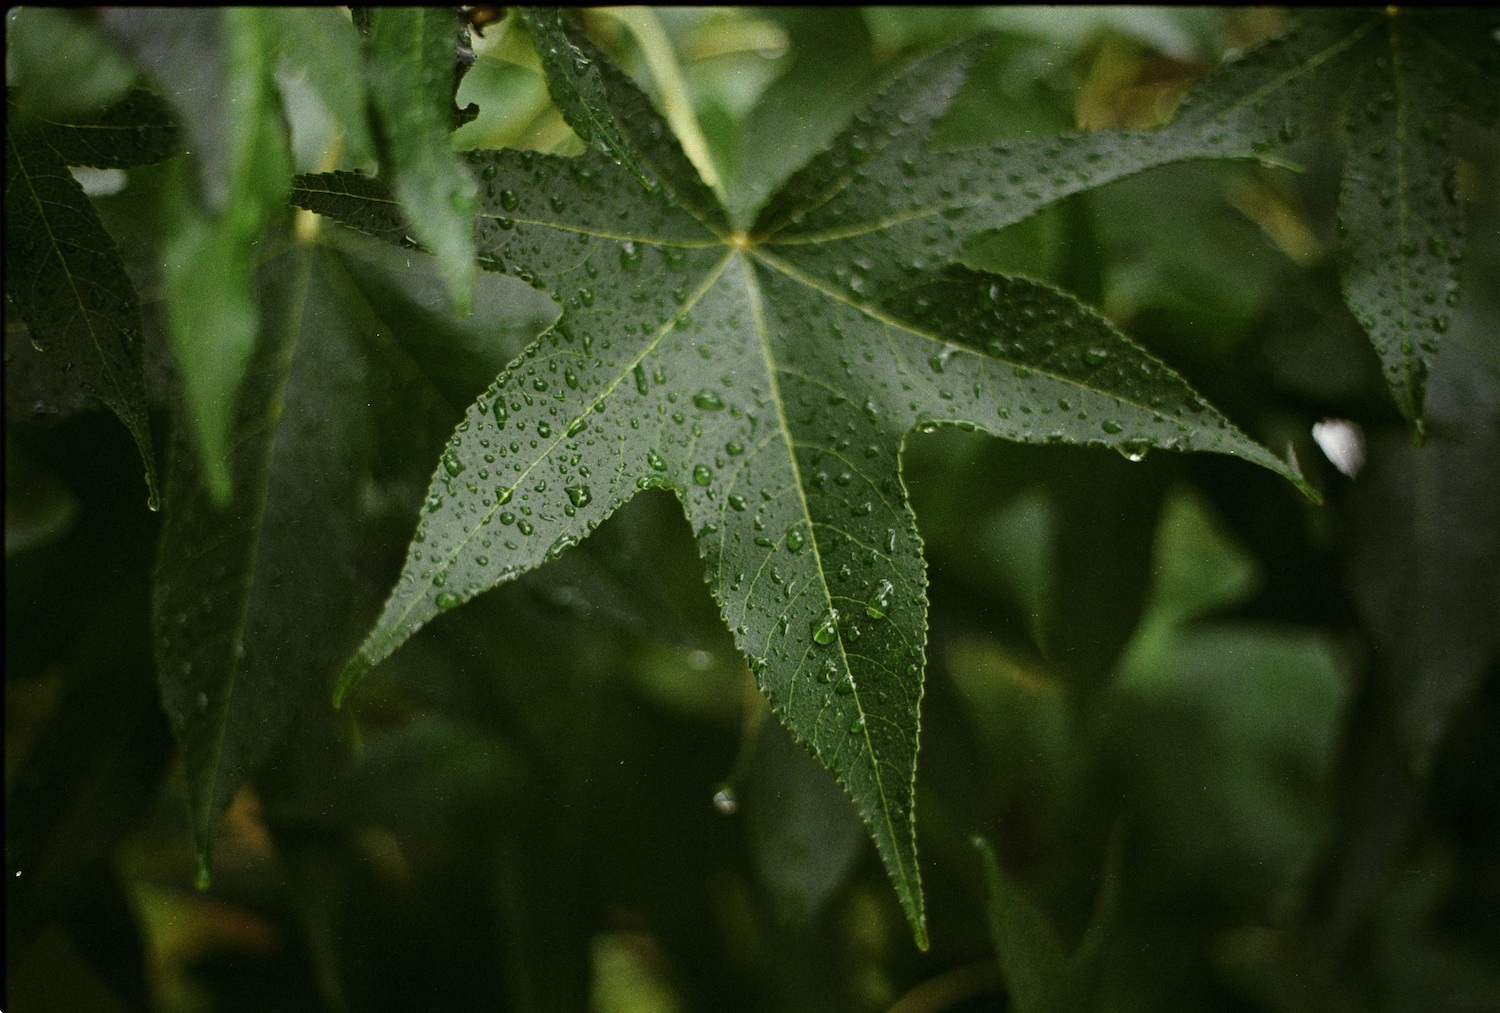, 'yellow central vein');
735,249,913,889
1388,18,1417,403
749,247,1275,460
476,211,724,248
